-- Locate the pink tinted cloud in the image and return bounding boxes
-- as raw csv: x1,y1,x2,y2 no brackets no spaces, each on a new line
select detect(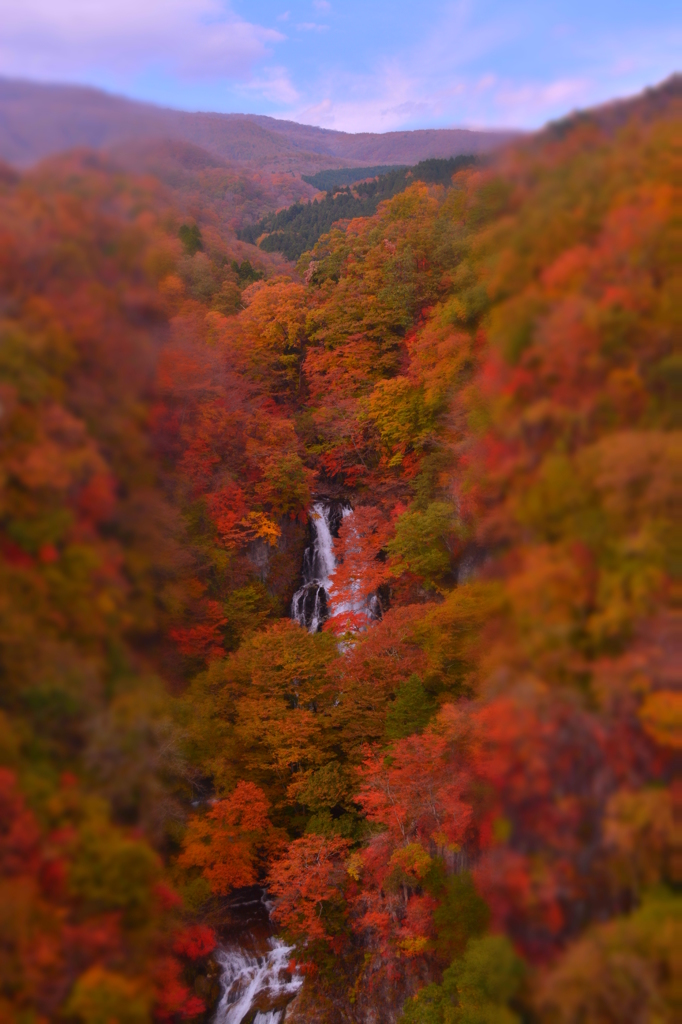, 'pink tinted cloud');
0,0,283,80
